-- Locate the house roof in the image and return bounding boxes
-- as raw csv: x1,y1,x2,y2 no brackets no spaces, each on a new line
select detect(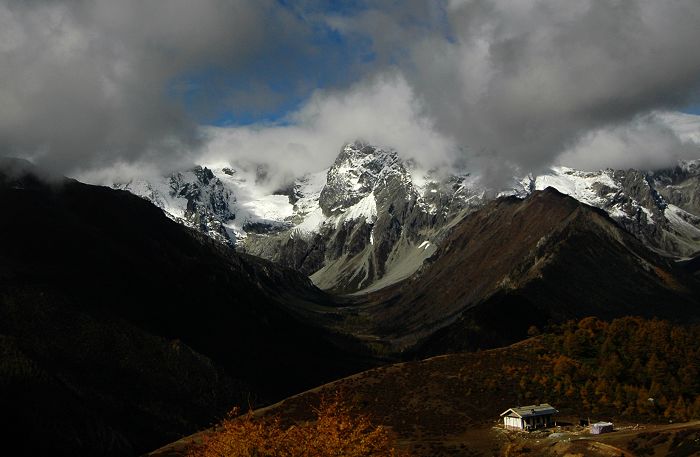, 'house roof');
500,403,558,418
